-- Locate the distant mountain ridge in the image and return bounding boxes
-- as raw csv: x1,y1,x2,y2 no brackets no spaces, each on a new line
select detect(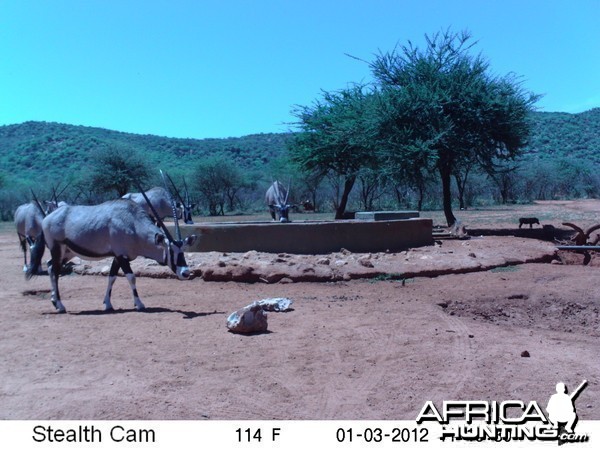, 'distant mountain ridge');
1,108,599,186
525,108,600,162
0,120,291,185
